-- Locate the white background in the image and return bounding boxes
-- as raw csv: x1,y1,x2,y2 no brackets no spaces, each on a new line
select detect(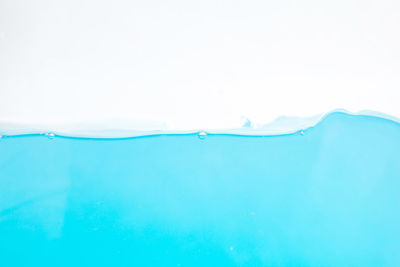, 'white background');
1,0,399,131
